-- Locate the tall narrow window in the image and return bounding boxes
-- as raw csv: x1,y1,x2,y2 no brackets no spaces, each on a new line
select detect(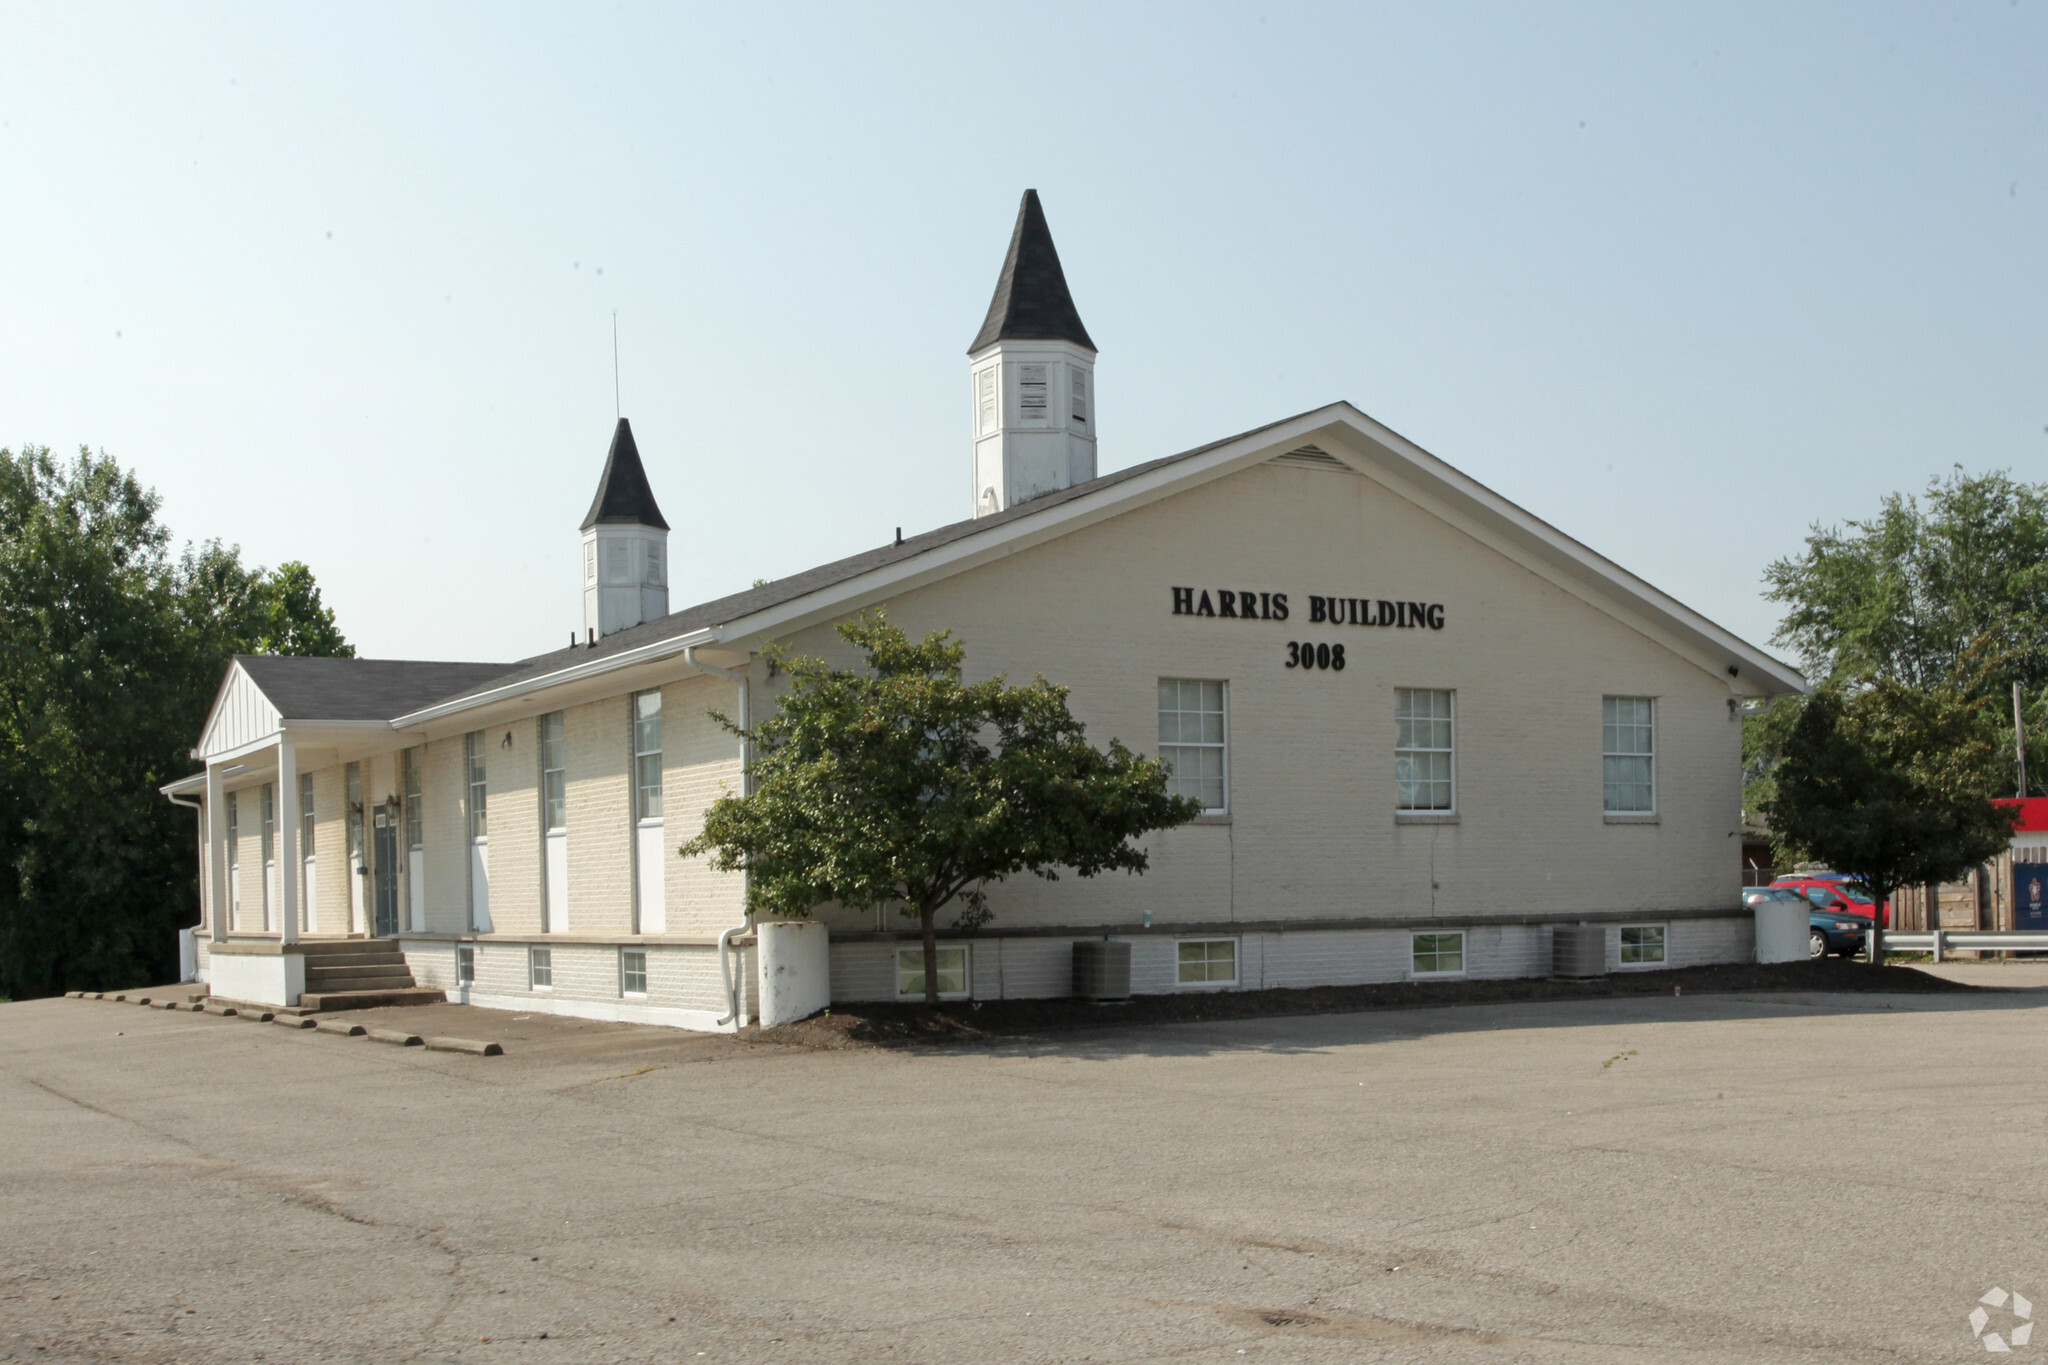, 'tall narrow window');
402,749,422,851
261,784,275,868
1158,680,1227,813
1070,367,1089,427
1018,363,1048,420
299,773,315,854
465,732,488,839
1603,697,1655,813
633,692,663,822
976,366,998,434
540,713,567,832
346,763,363,862
1395,689,1455,811
226,792,239,871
